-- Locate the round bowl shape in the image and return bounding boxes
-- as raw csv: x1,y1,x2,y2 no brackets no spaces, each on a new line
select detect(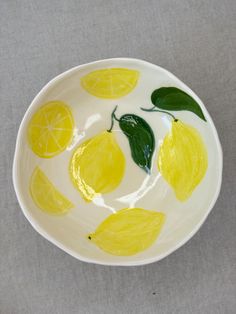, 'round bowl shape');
13,58,222,266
